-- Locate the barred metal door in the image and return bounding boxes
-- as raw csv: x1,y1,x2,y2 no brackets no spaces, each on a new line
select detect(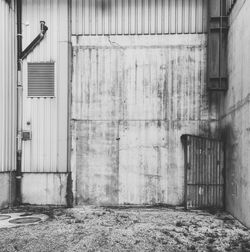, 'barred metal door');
181,135,225,209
